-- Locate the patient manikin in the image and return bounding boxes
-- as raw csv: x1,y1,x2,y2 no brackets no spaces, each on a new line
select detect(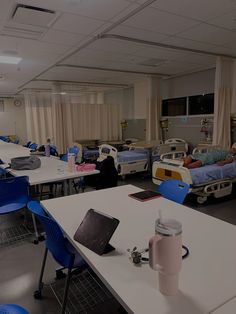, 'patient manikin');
182,148,236,169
